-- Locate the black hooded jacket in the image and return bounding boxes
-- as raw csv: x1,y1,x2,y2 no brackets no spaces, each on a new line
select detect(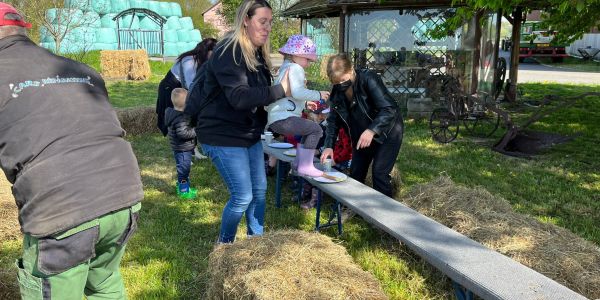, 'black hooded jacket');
165,107,196,152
